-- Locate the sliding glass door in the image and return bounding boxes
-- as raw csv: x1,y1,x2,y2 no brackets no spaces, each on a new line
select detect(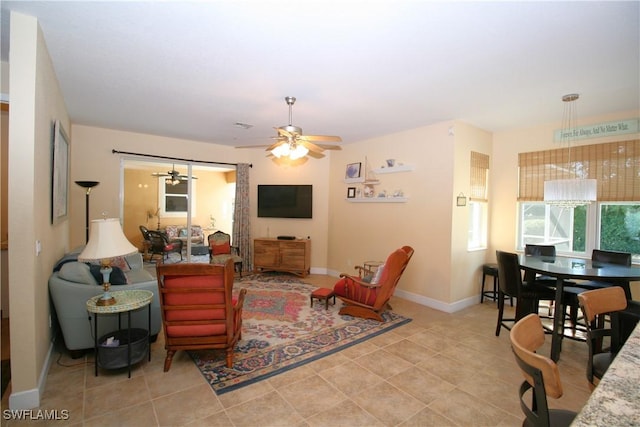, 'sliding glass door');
121,159,235,262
